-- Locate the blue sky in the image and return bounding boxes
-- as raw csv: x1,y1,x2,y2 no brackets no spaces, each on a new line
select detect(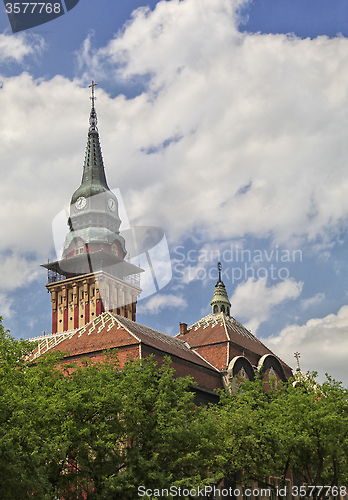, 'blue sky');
1,0,348,385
